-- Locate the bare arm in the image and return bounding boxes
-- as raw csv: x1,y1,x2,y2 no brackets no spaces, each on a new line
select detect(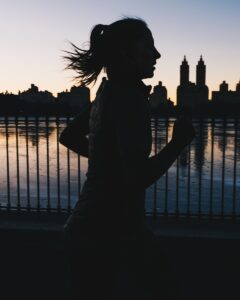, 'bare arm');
143,140,184,188
114,92,195,189
143,117,195,188
60,133,89,157
59,103,92,157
